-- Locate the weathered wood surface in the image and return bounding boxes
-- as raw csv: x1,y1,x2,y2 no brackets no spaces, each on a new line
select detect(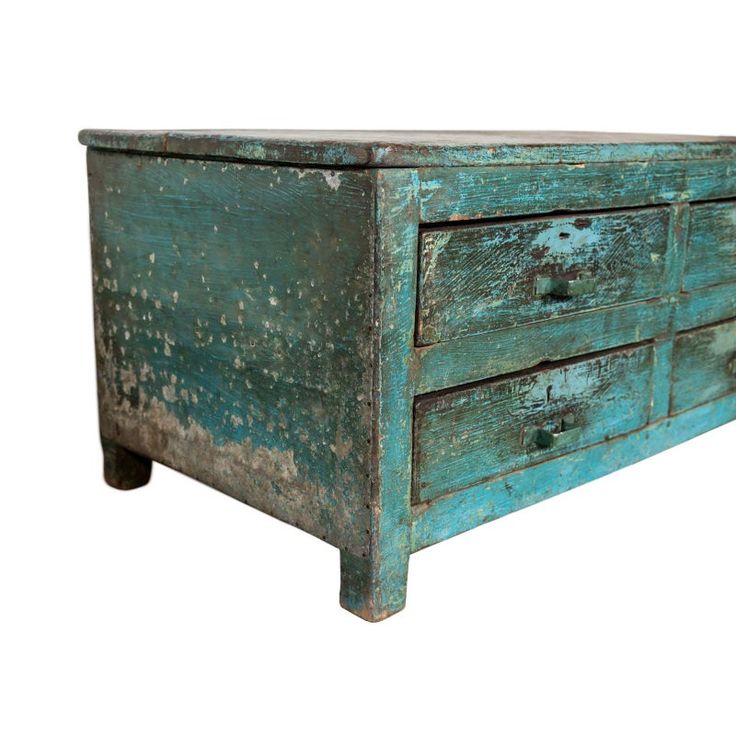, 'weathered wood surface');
101,437,152,490
412,392,736,552
79,129,736,168
671,319,736,414
88,151,375,555
419,159,736,222
675,281,736,331
339,171,419,621
81,130,736,620
417,208,671,345
650,339,674,421
414,346,654,503
684,200,736,291
415,298,672,395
